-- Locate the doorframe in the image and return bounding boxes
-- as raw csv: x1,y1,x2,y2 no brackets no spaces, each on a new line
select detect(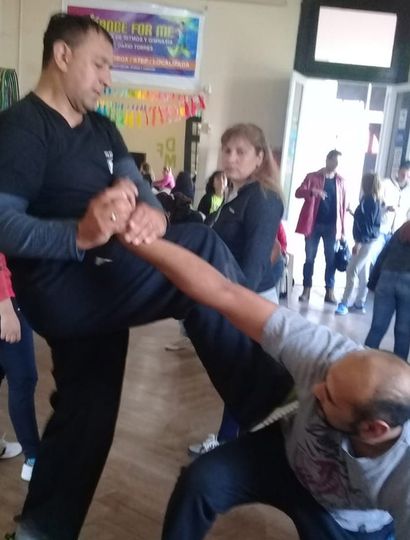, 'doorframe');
377,81,410,178
280,71,308,219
